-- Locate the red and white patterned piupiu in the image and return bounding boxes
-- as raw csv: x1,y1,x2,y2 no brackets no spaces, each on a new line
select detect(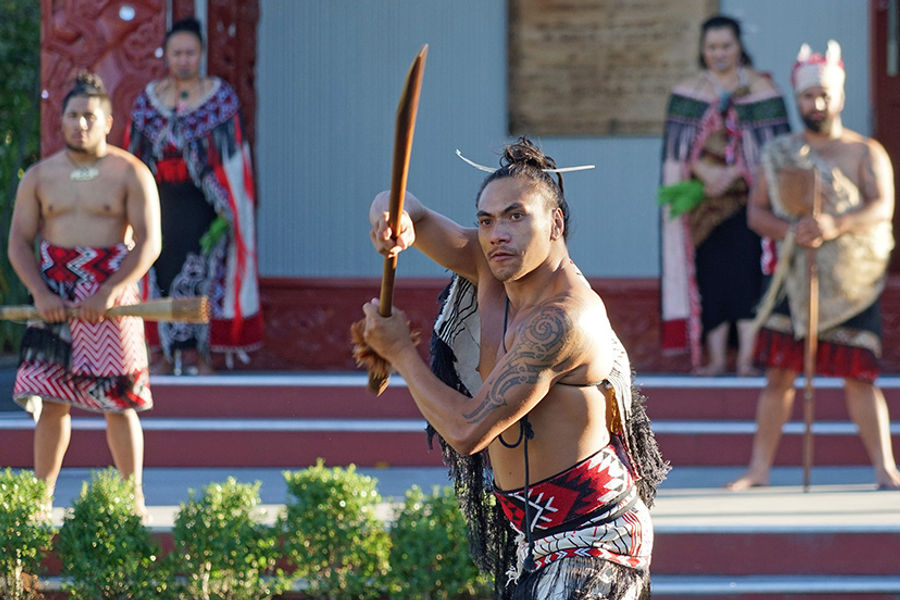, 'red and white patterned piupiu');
14,241,152,414
494,441,652,572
